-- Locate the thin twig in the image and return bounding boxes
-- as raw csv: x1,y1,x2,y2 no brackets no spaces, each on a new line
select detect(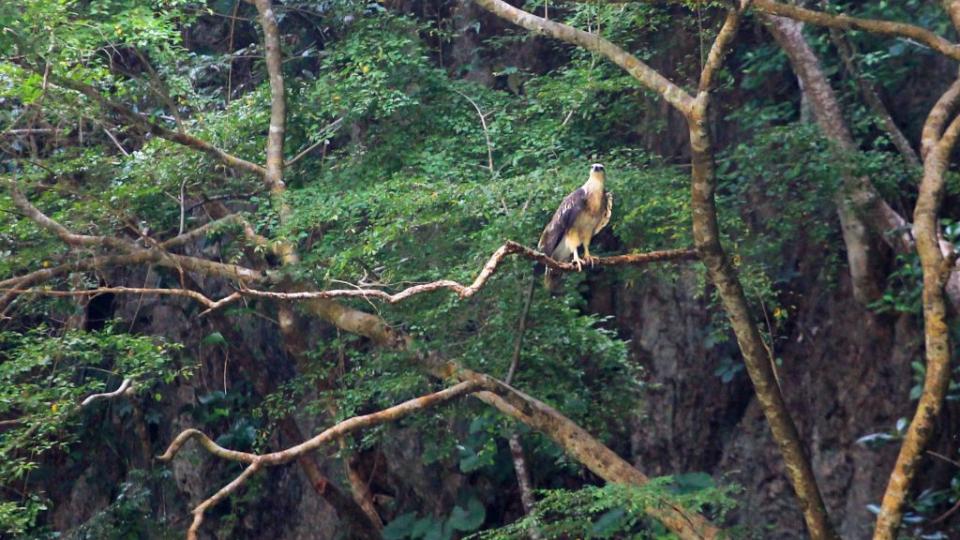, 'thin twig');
285,117,344,167
454,90,495,176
